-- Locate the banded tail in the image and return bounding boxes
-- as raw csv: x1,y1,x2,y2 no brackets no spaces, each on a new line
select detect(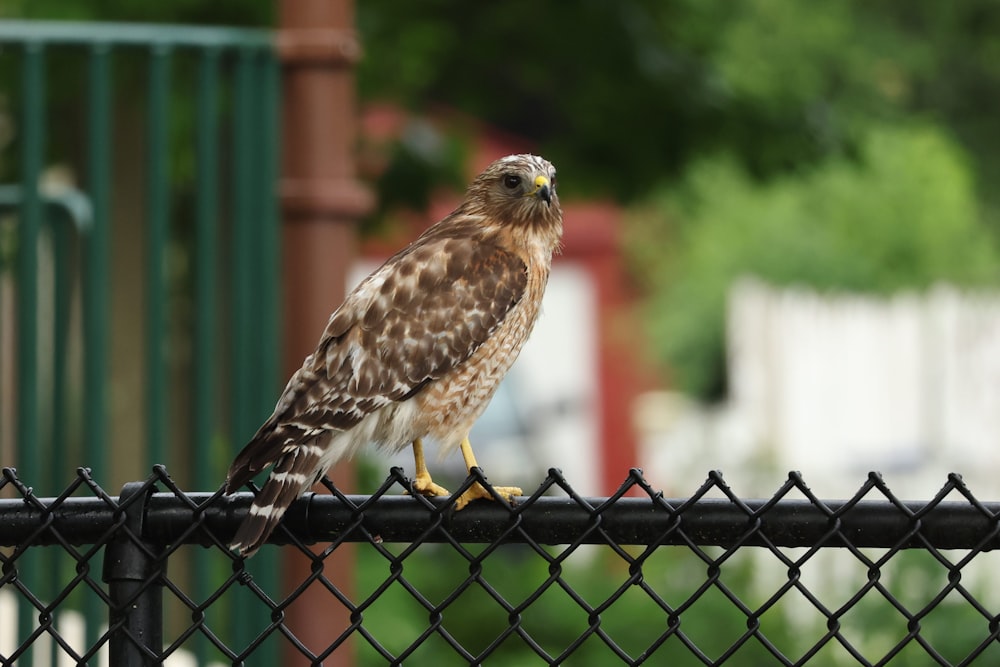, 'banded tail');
225,427,328,557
